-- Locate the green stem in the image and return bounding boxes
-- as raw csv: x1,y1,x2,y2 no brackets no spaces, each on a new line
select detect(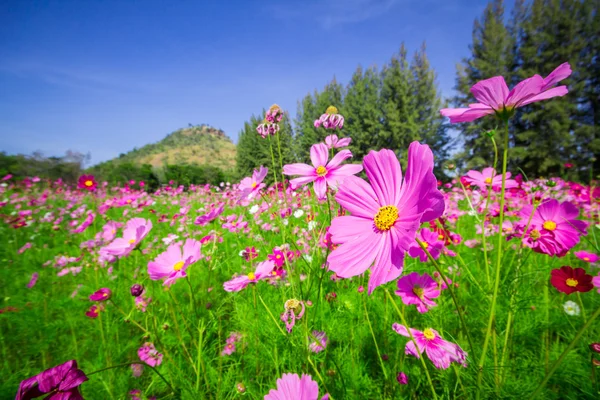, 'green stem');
529,306,600,399
477,118,510,394
416,238,475,360
385,289,438,400
258,294,288,338
363,297,388,380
